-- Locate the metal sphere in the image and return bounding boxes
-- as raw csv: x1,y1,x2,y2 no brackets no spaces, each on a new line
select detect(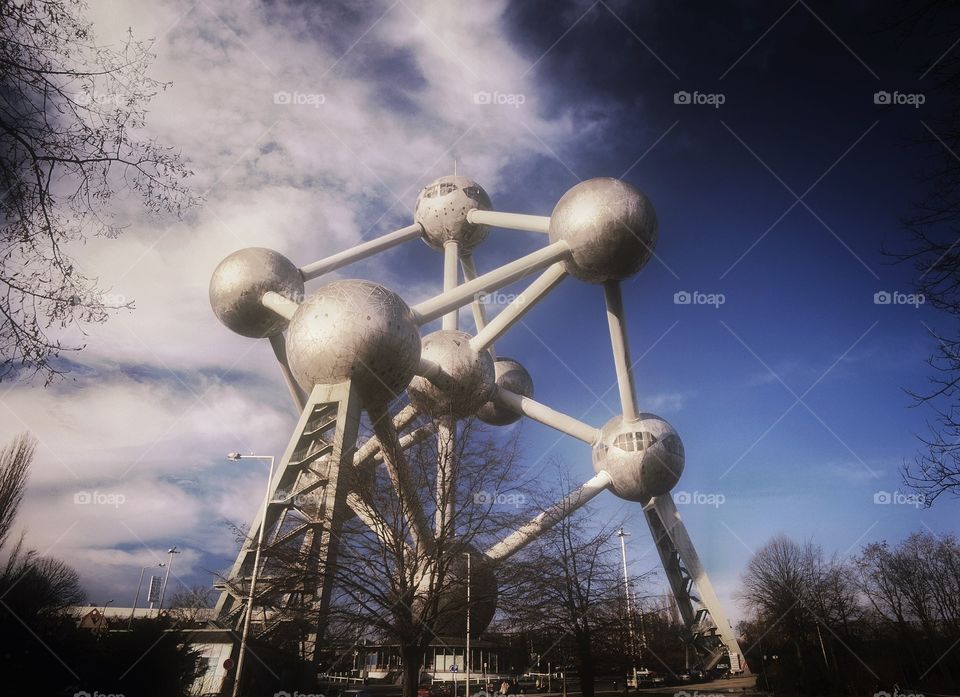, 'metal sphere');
414,175,492,252
209,248,304,338
548,178,658,283
477,357,534,426
416,544,498,637
408,330,495,418
285,280,421,405
591,413,684,502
